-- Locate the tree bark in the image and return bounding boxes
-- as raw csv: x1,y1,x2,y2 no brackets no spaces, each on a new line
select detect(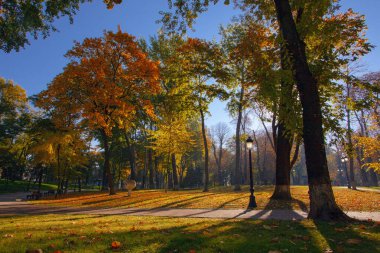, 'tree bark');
252,130,261,184
345,84,357,190
369,168,379,187
148,148,154,189
234,85,244,191
154,156,160,188
200,108,209,192
102,129,115,195
271,43,294,200
37,166,43,197
171,153,179,190
271,121,292,199
56,144,61,194
78,177,82,192
273,0,347,220
354,110,369,186
218,139,223,185
125,135,136,180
